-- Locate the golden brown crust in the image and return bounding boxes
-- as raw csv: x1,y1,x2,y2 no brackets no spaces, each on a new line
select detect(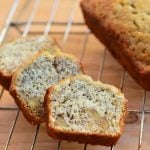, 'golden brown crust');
44,78,127,146
10,86,45,125
119,98,128,137
79,63,85,75
0,71,11,90
80,0,150,91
